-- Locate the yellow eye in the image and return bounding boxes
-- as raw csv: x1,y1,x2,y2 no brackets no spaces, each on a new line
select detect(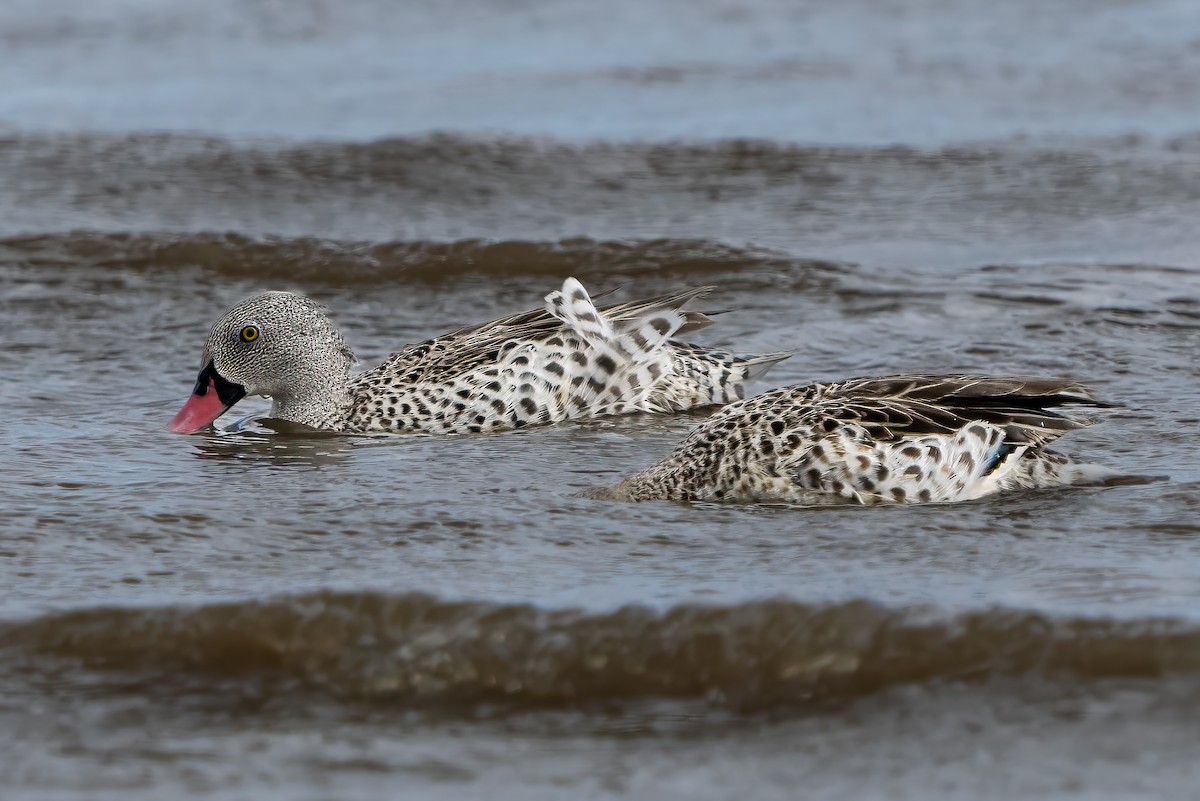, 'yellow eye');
240,325,260,343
